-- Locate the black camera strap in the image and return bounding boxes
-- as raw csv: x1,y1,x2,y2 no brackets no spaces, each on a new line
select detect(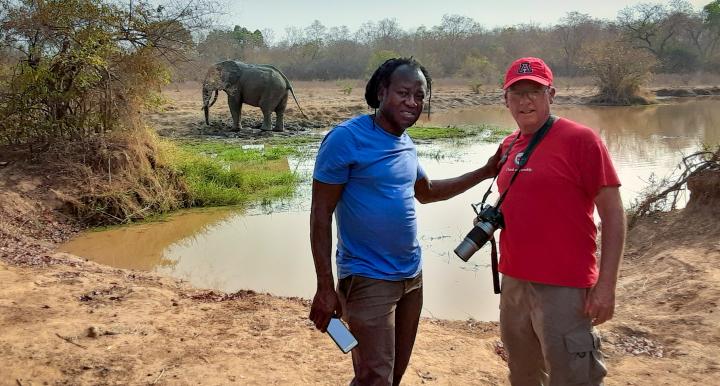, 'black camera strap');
490,238,501,294
480,115,556,295
495,114,555,207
